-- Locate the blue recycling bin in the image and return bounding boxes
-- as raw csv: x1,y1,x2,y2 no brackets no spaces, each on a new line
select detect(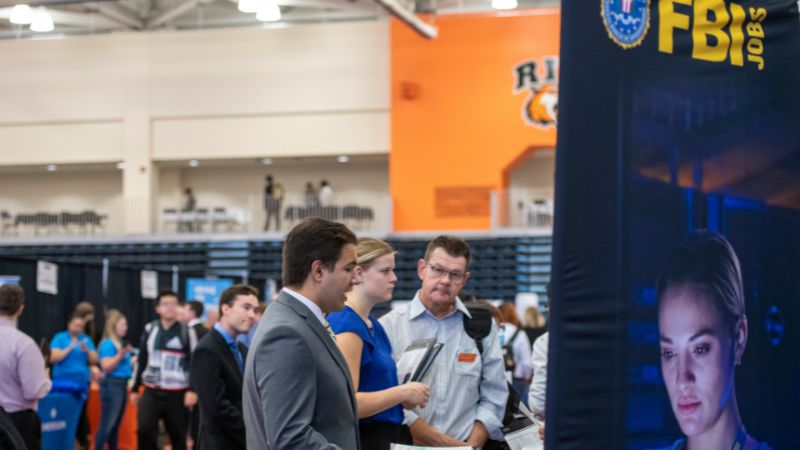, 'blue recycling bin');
38,380,87,450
